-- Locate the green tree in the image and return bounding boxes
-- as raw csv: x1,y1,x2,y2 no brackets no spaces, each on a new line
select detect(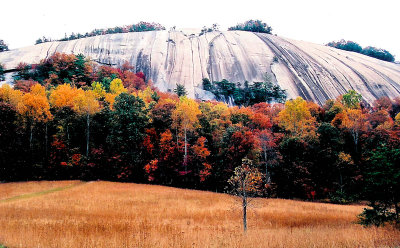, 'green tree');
342,90,362,109
0,64,5,81
327,40,362,53
174,84,187,97
109,93,149,179
228,20,272,34
0,39,8,52
359,146,400,226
